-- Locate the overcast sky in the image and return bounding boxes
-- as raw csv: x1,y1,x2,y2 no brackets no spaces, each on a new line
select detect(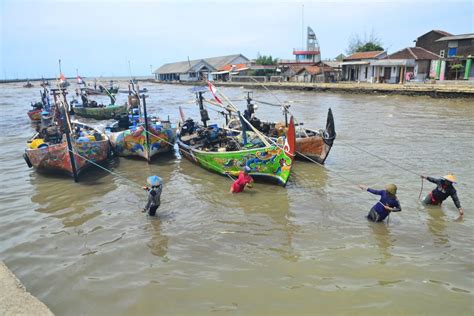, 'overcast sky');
1,0,473,79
